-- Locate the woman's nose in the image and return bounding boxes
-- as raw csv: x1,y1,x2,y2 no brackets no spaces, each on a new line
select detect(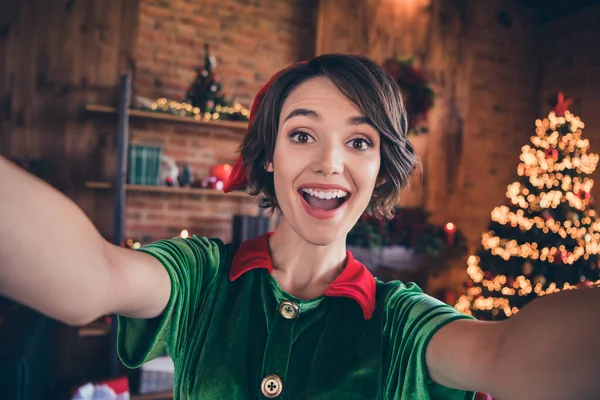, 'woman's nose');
310,141,344,177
